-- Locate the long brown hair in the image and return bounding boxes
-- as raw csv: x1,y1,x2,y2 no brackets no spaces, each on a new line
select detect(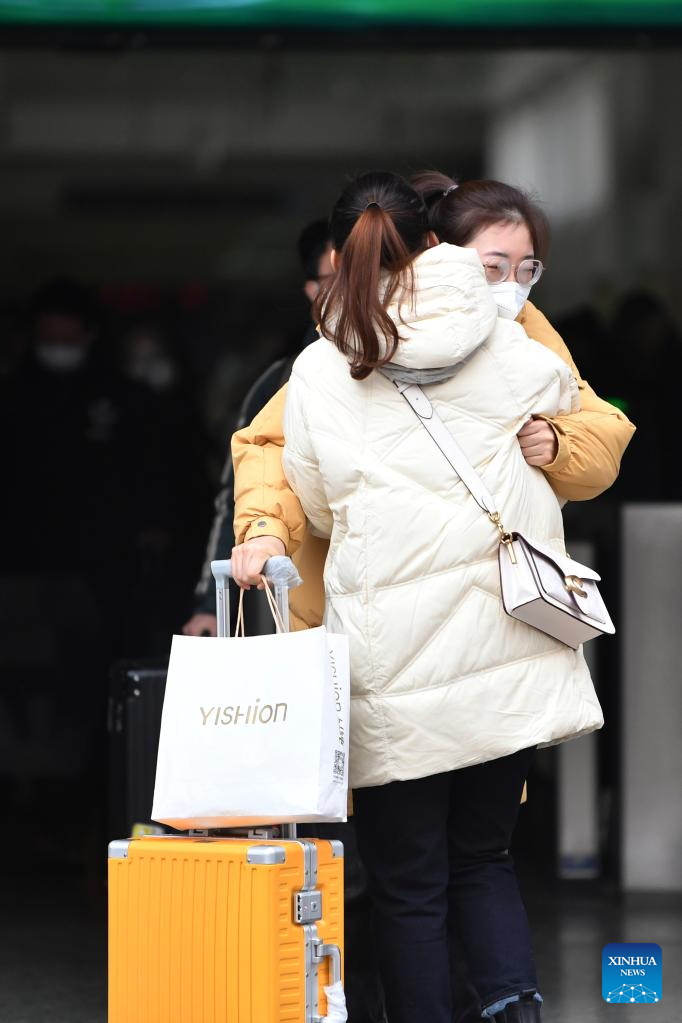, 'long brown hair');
411,171,550,261
315,171,429,381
